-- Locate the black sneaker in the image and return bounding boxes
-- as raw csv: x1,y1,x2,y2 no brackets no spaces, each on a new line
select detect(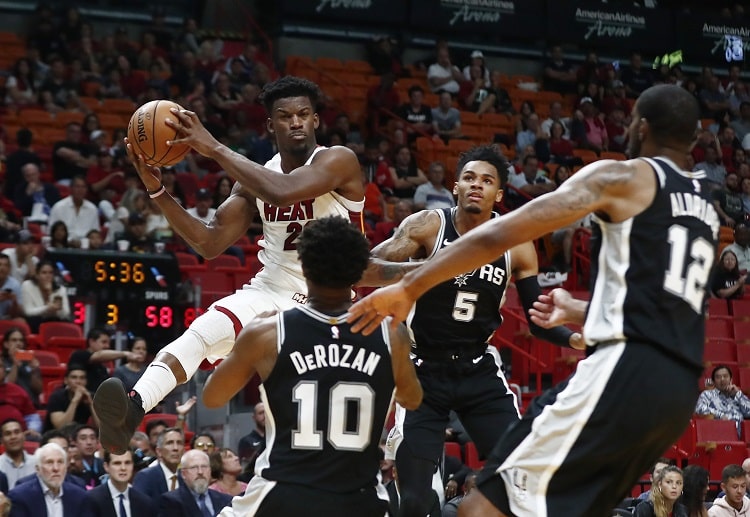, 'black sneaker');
94,378,145,454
